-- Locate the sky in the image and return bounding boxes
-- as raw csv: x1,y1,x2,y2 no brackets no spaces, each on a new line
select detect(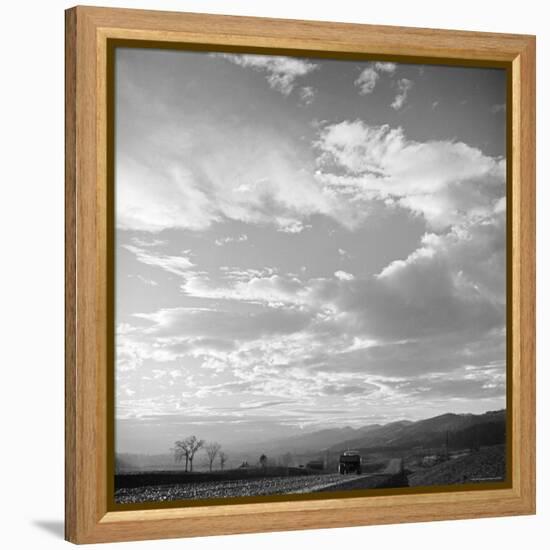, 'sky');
114,47,507,454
